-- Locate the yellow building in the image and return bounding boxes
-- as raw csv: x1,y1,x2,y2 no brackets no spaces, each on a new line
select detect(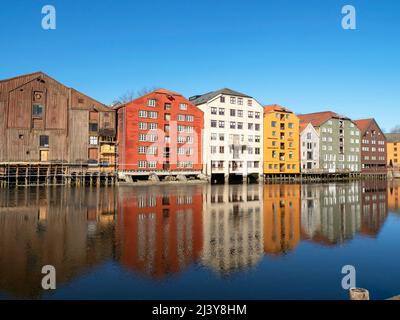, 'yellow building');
263,184,301,255
386,133,400,170
263,105,300,174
